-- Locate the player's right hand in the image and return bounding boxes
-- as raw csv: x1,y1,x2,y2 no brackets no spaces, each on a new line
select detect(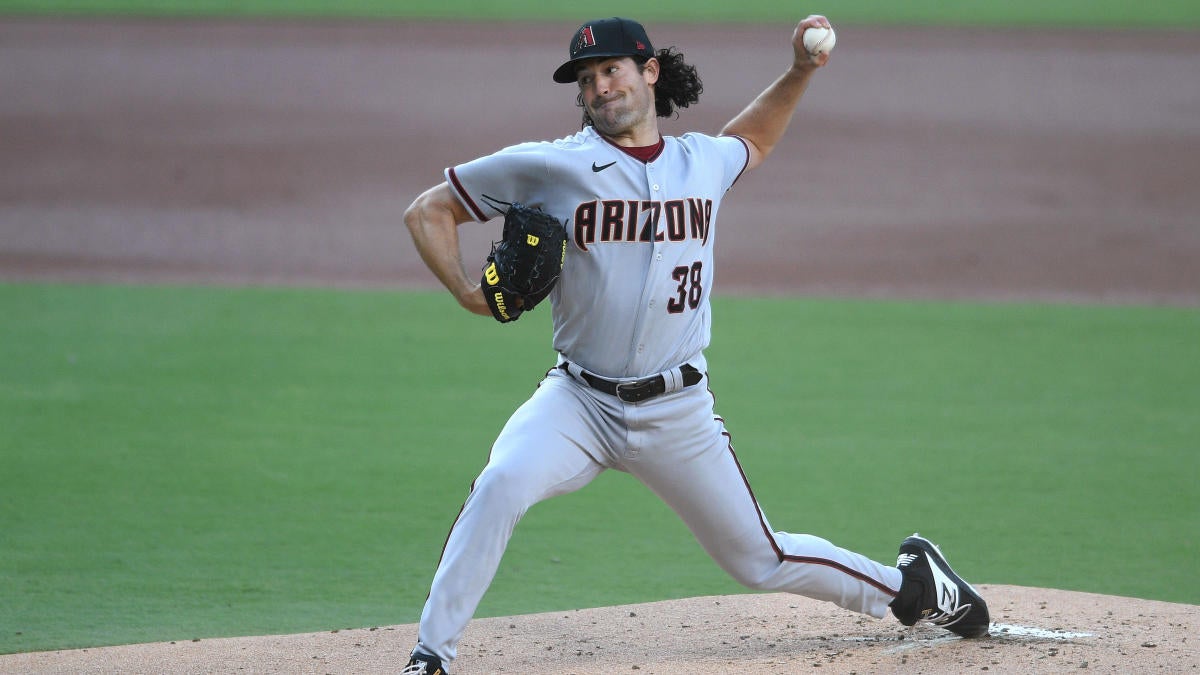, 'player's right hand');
792,15,832,70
